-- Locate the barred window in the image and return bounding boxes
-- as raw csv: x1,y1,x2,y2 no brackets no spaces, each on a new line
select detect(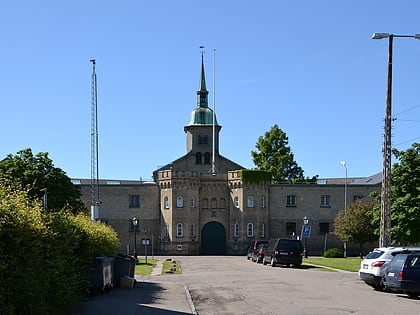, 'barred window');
129,194,140,208
286,195,296,207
